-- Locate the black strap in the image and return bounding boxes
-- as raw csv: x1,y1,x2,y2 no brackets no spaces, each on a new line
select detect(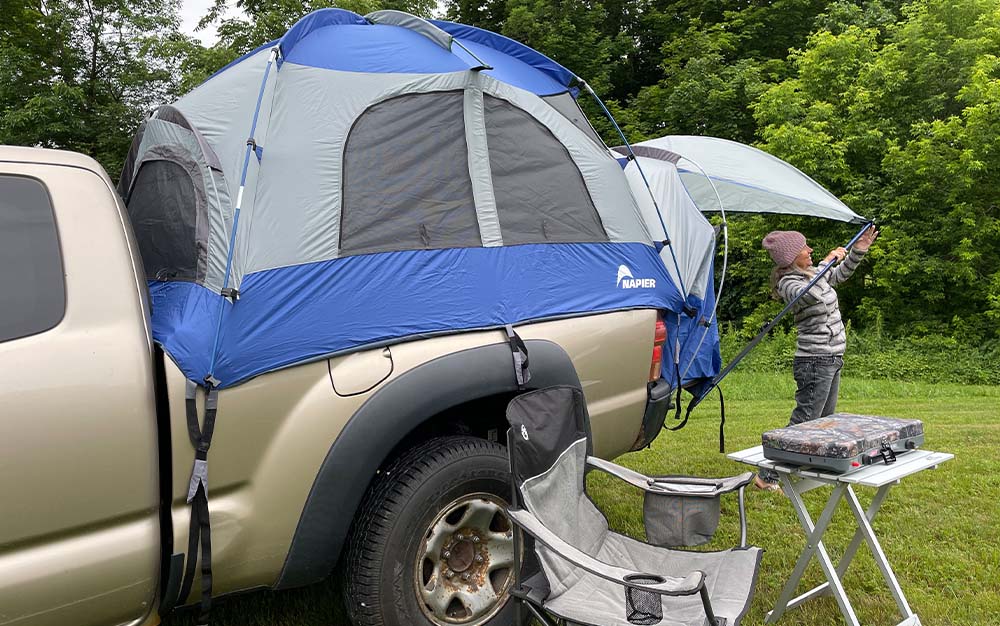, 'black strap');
718,386,726,454
179,379,219,625
505,325,531,391
665,401,692,432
